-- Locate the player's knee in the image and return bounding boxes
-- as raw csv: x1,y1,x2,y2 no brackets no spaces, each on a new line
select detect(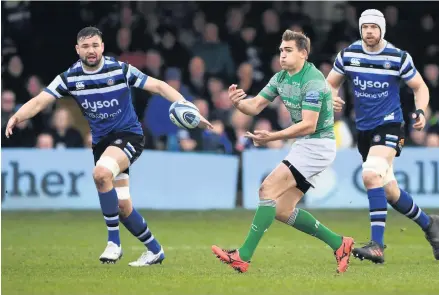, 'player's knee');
275,206,294,223
362,170,381,188
118,199,133,218
258,180,277,201
361,156,389,188
93,166,113,188
384,180,400,202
